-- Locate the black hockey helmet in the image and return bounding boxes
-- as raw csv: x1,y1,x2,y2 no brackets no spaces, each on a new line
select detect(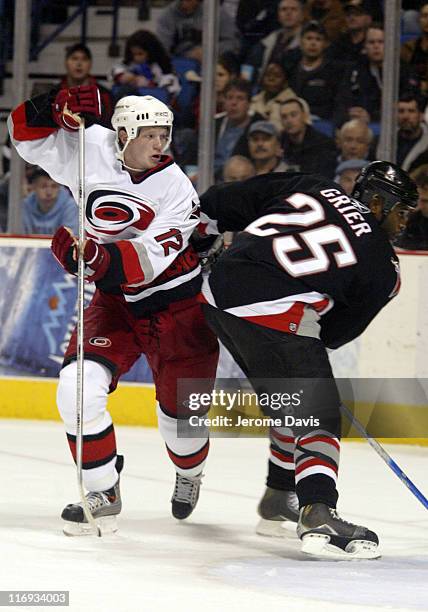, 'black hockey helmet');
352,161,418,216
